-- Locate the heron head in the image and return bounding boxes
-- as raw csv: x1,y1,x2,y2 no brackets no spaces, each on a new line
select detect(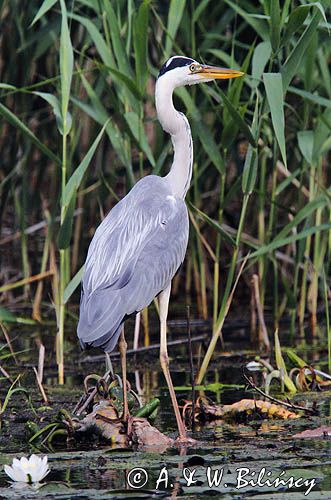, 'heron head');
158,55,244,88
